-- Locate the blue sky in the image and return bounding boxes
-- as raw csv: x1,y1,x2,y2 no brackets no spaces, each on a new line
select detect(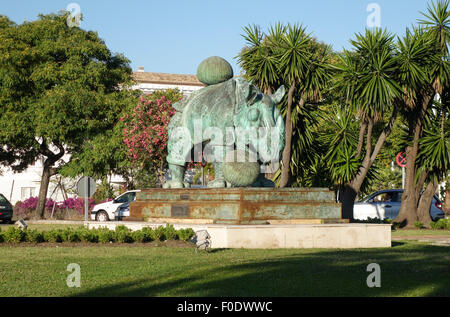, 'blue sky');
2,0,431,74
